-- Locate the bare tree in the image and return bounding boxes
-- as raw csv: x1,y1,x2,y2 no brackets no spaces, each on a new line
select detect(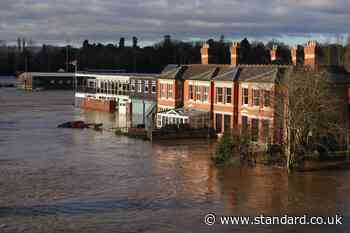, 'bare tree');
276,69,348,171
345,35,350,72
